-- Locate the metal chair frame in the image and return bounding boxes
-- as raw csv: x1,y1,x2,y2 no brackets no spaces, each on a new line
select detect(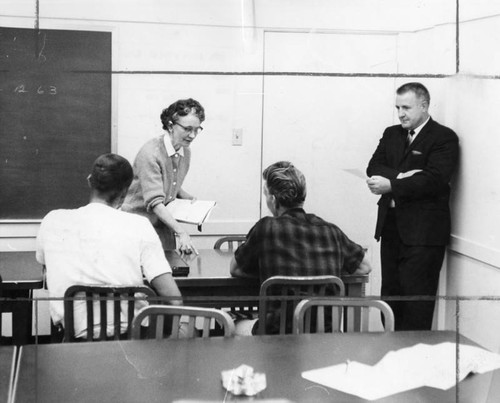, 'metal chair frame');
63,284,157,342
131,305,235,339
257,275,345,335
213,236,246,251
293,298,395,334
